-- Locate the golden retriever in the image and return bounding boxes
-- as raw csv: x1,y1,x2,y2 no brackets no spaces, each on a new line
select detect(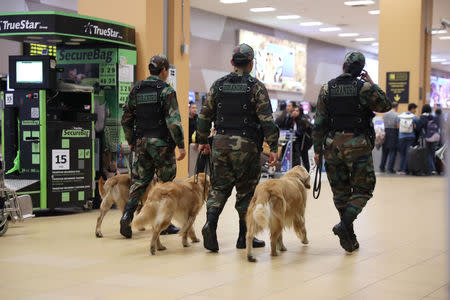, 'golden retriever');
246,165,310,262
95,174,155,238
132,173,210,255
